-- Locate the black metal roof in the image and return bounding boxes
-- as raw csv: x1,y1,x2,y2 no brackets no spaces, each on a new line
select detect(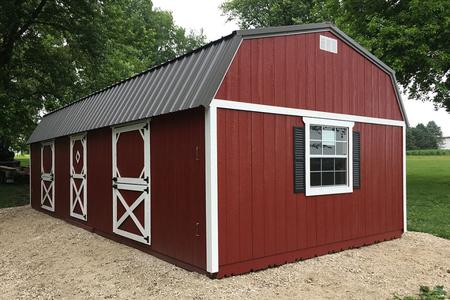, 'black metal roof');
28,23,407,143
